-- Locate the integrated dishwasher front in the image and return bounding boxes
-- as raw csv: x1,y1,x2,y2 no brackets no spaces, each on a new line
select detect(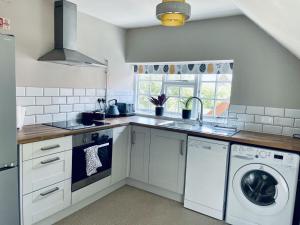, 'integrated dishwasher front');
184,136,229,220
